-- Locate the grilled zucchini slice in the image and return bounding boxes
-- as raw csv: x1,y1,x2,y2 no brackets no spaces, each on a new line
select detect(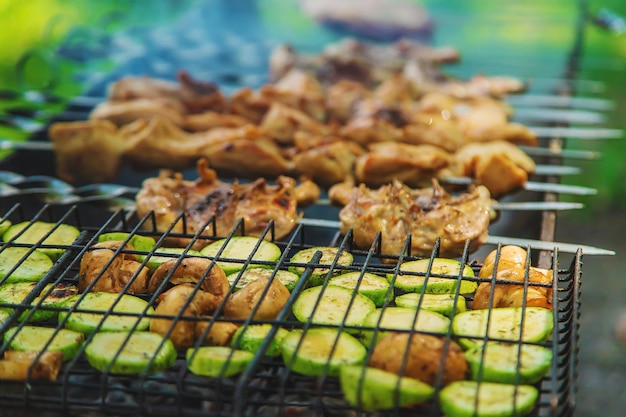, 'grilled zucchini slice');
281,328,366,377
452,307,554,350
230,324,289,357
59,292,153,335
0,219,11,237
85,331,176,375
187,346,254,377
389,258,477,294
139,247,203,272
98,232,156,252
292,285,375,330
0,282,77,322
289,246,353,287
439,380,538,417
3,221,80,261
227,268,299,292
340,365,434,411
465,342,553,384
394,292,467,316
200,236,281,275
328,272,393,307
5,325,84,361
0,248,53,284
360,307,450,346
